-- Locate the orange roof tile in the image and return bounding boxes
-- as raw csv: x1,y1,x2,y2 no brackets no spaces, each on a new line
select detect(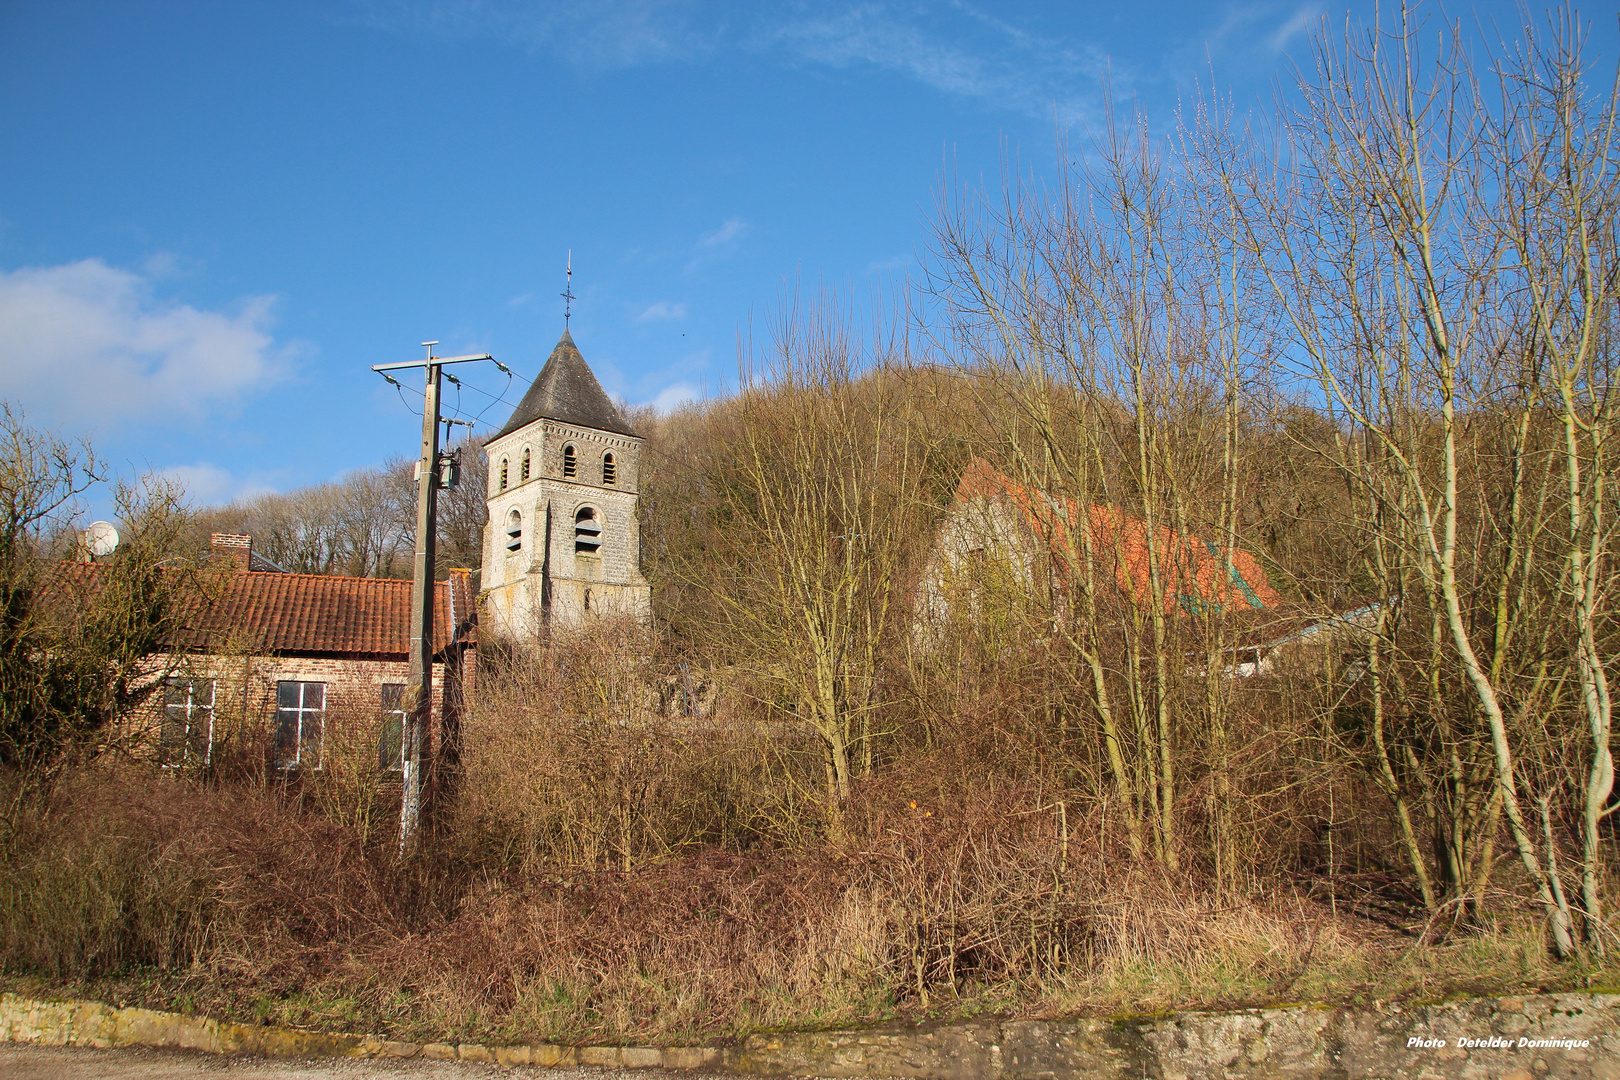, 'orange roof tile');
954,458,1283,616
46,564,477,660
